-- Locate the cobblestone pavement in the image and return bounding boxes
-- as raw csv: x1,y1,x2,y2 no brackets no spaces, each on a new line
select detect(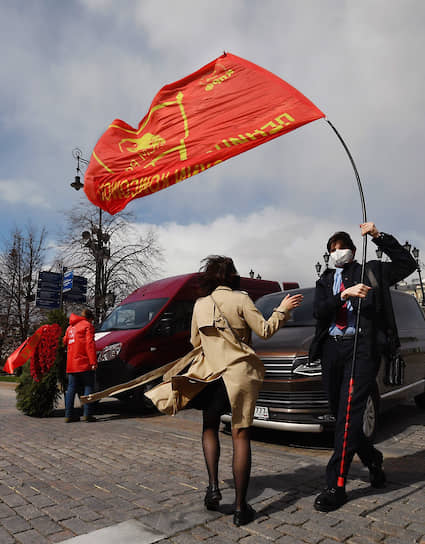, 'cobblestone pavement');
0,381,424,543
